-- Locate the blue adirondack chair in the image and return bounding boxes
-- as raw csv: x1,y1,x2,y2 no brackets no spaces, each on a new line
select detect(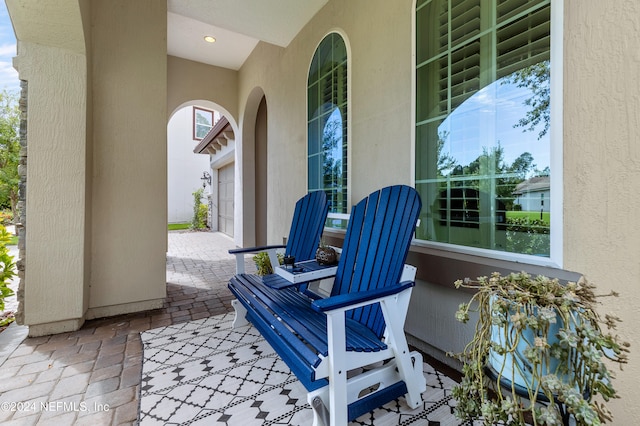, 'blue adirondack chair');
229,190,329,275
228,185,426,425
